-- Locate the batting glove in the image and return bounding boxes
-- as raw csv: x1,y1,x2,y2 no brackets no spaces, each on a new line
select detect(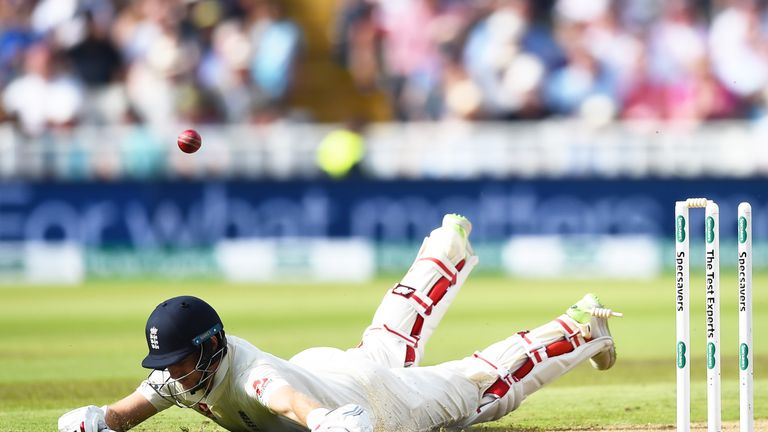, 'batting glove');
306,404,373,432
58,405,115,432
